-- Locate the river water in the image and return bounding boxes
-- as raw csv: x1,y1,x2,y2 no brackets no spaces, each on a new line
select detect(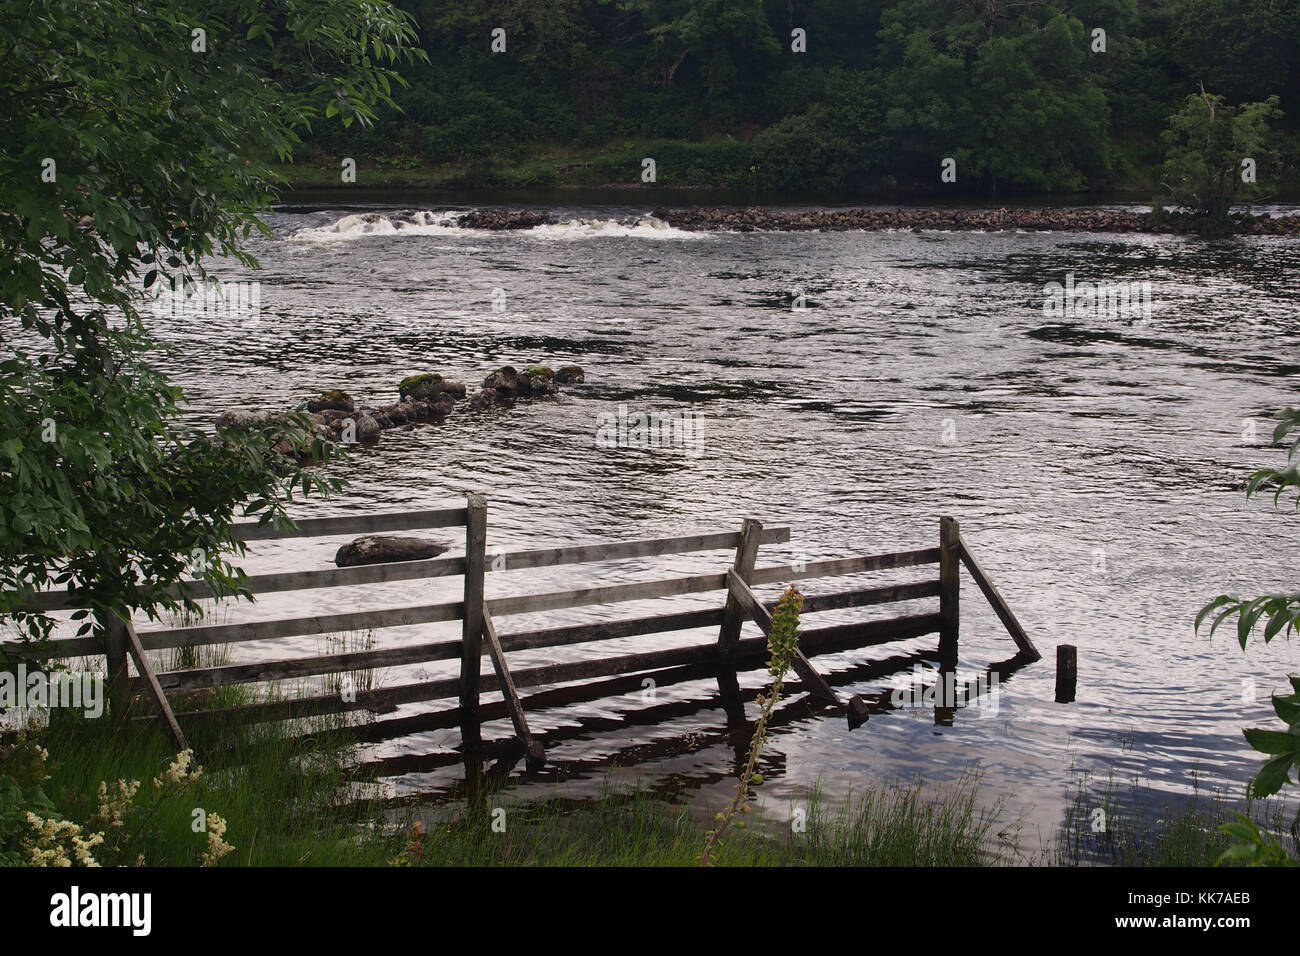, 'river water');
145,196,1300,853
